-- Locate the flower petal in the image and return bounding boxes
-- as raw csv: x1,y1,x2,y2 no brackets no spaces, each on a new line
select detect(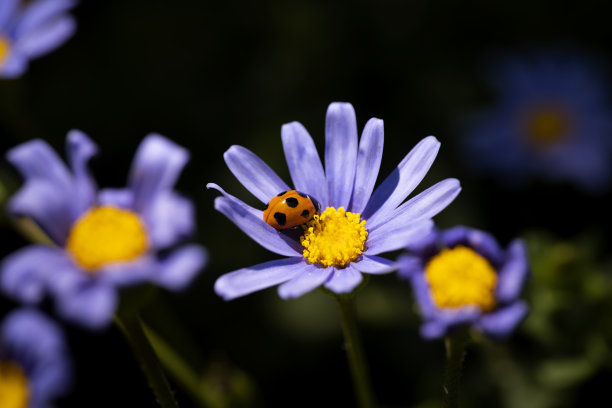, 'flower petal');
15,15,75,59
215,257,304,300
15,0,75,38
281,121,328,204
142,192,195,249
397,254,423,279
223,145,290,204
477,301,528,339
128,134,189,213
441,226,505,266
277,265,332,299
0,0,19,28
0,52,28,78
496,239,529,303
362,136,440,226
55,280,118,330
353,255,396,275
151,245,207,291
324,265,363,294
66,129,98,215
350,118,384,214
325,102,358,209
366,219,434,255
213,194,301,256
1,245,72,303
369,178,461,232
97,188,134,208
